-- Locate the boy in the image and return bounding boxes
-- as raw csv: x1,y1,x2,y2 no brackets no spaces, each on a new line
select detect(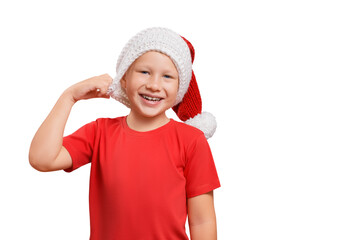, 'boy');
29,27,220,239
